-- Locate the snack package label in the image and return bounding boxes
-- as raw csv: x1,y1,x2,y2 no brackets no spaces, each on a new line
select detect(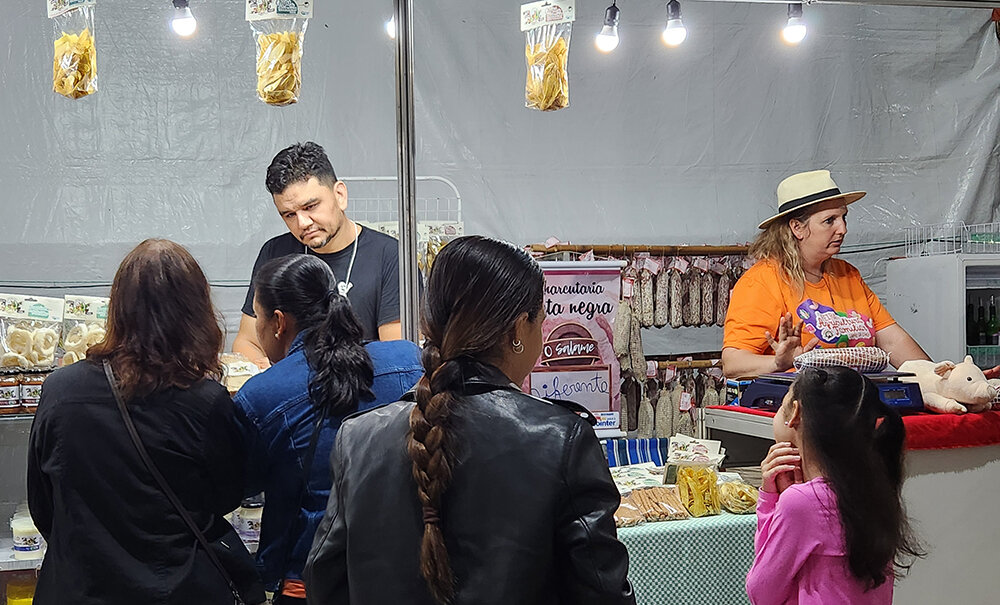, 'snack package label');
796,298,876,347
0,295,63,323
64,295,110,321
47,0,95,19
521,0,575,31
246,0,313,21
679,392,693,412
0,386,19,408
